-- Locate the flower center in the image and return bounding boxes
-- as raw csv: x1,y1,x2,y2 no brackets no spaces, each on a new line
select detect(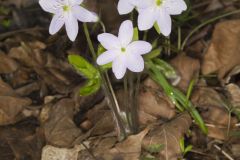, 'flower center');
63,5,70,12
121,47,126,53
155,0,163,6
